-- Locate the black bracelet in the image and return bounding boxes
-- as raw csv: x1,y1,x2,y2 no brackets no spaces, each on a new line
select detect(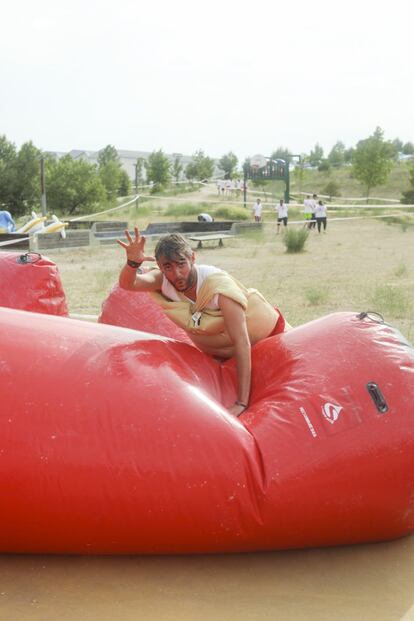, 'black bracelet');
235,400,248,409
127,259,143,269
